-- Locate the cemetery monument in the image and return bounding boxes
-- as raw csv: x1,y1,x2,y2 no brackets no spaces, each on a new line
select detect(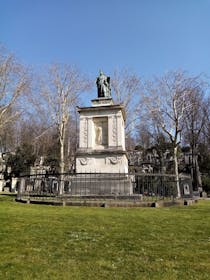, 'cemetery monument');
74,71,132,195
